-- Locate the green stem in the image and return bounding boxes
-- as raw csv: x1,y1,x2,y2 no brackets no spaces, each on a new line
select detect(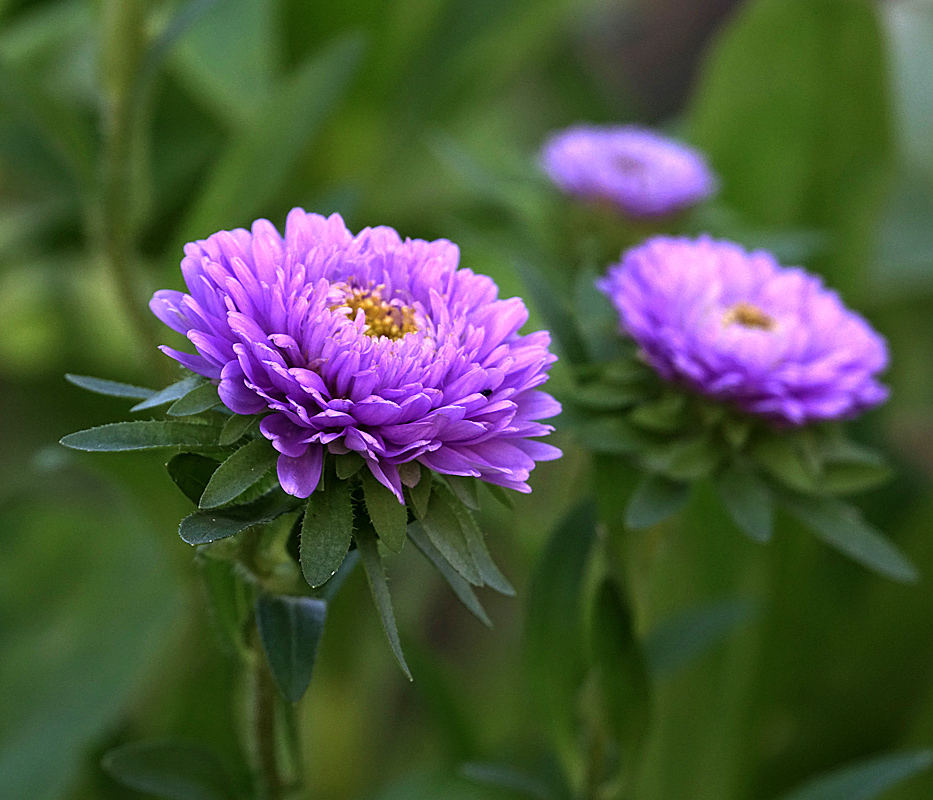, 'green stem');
250,648,286,800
